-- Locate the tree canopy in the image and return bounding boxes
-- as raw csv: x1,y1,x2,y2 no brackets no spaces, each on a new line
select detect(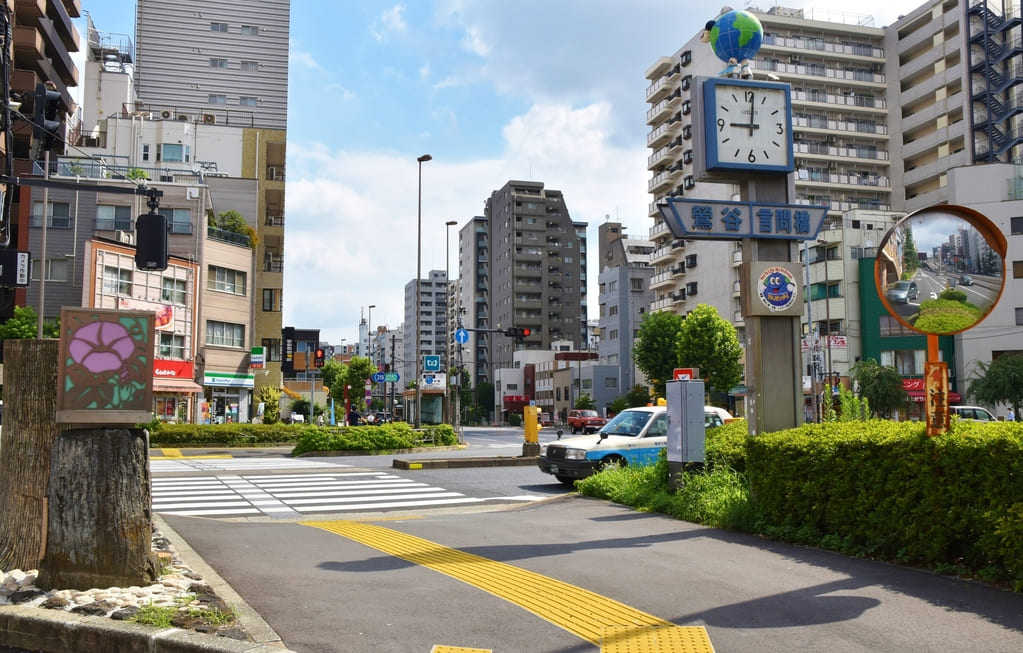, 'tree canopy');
676,304,743,396
633,310,684,396
327,356,375,412
850,358,908,418
0,306,59,340
967,354,1023,415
